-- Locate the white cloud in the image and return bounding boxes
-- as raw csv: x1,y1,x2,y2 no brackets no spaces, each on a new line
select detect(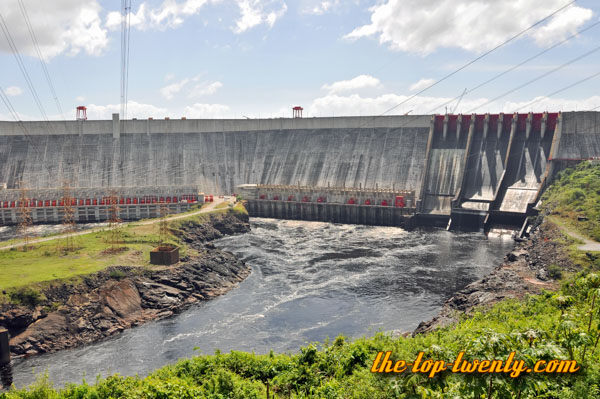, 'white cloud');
234,0,287,33
530,6,594,47
321,74,381,94
0,0,108,59
184,103,230,118
189,81,223,97
160,78,191,100
106,0,286,34
308,93,600,117
75,96,86,102
160,75,222,100
106,1,207,31
345,0,593,54
4,86,22,96
85,101,168,119
305,0,340,15
409,78,435,92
